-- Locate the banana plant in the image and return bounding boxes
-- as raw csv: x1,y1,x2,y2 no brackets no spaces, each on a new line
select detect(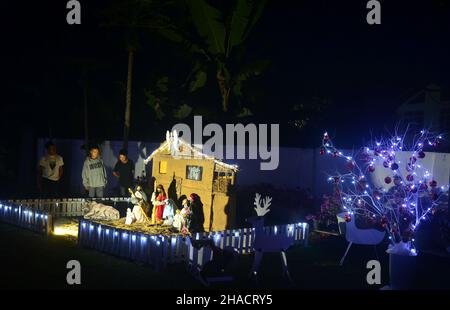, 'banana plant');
154,0,269,114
